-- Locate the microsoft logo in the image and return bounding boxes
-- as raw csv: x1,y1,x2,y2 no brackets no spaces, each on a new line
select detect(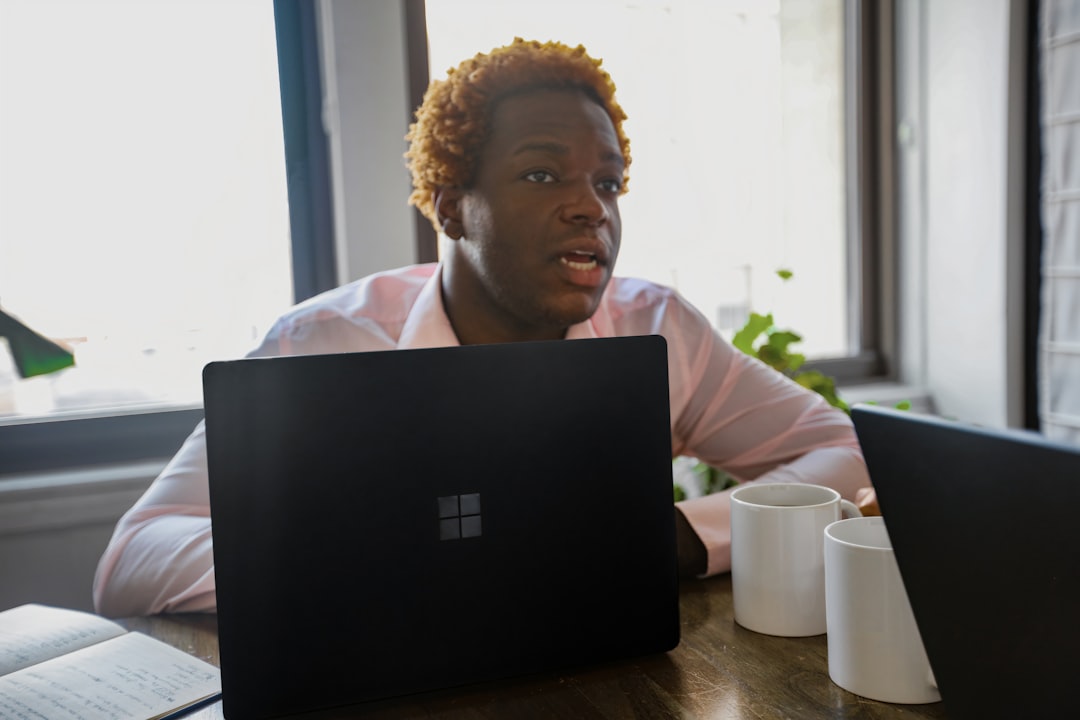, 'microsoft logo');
438,493,482,540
